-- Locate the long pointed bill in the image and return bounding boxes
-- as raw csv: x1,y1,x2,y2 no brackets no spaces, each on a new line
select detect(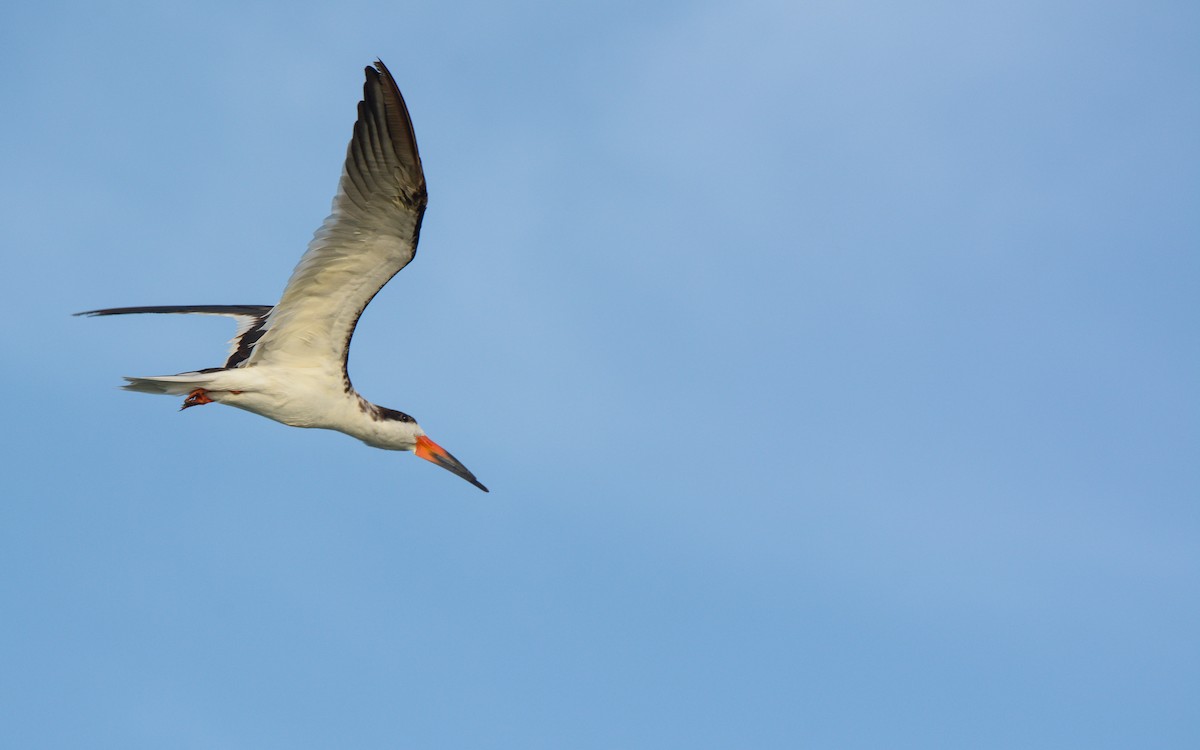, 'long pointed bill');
414,435,489,492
